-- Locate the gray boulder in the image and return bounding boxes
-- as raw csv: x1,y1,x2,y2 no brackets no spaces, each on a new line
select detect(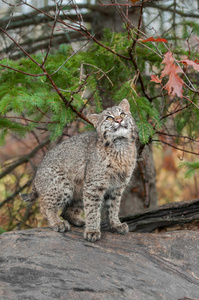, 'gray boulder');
1,227,199,300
